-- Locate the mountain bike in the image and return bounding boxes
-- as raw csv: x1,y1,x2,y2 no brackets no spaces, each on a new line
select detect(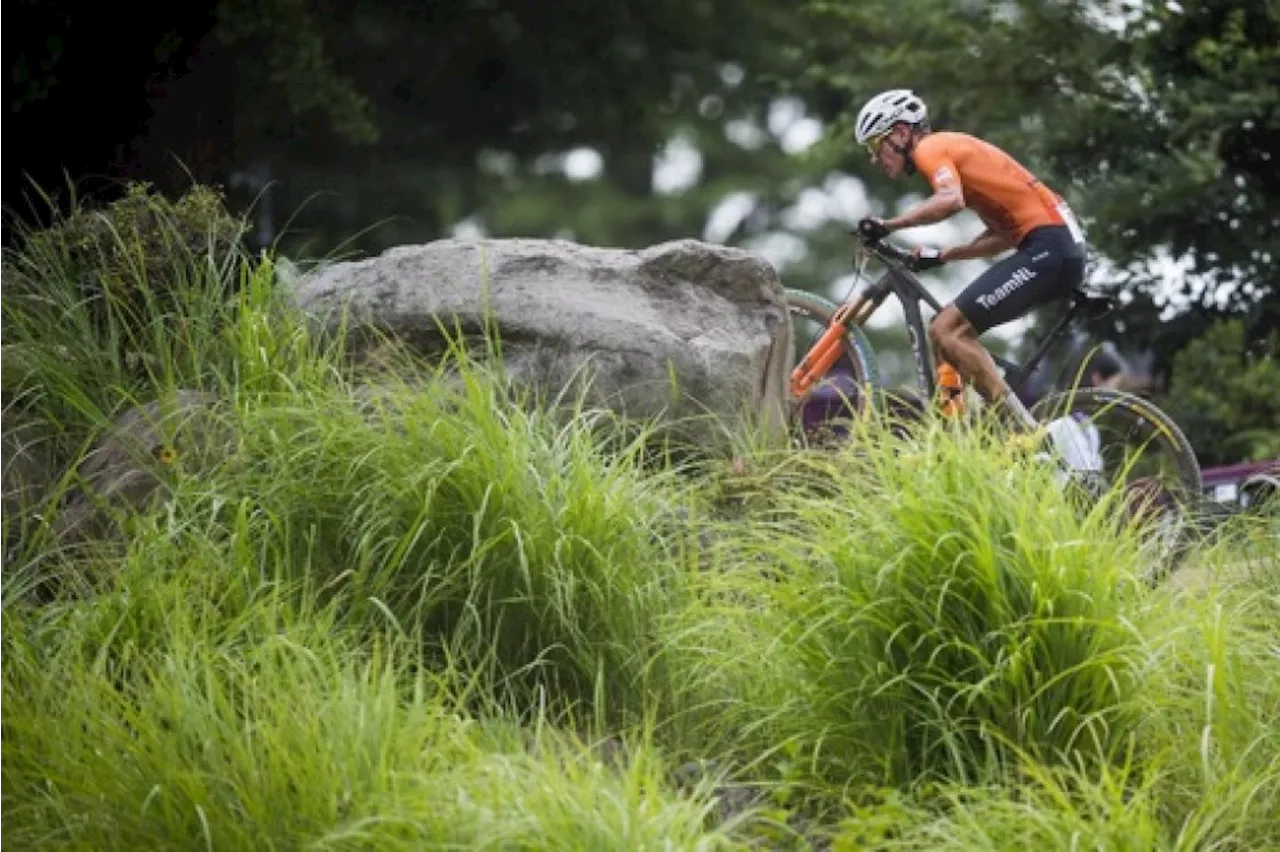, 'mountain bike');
784,233,1204,570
